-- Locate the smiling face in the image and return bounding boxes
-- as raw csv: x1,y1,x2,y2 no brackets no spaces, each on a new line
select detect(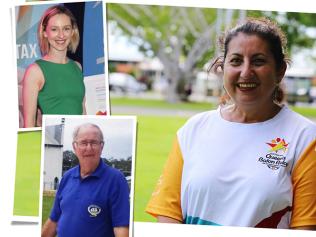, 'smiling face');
223,32,285,109
43,13,74,53
73,125,104,177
